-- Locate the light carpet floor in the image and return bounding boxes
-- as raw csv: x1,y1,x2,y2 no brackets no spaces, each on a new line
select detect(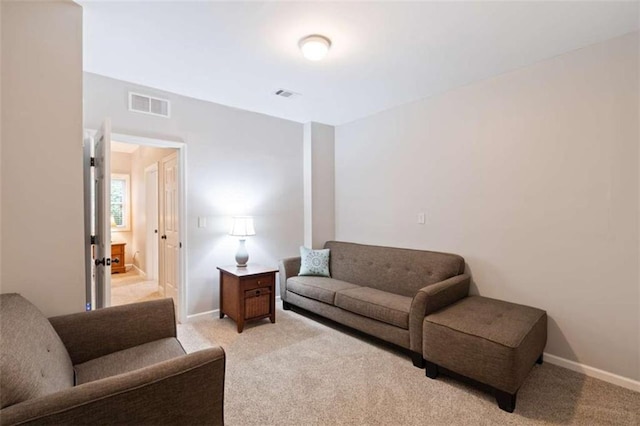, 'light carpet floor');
111,270,163,307
178,303,639,425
